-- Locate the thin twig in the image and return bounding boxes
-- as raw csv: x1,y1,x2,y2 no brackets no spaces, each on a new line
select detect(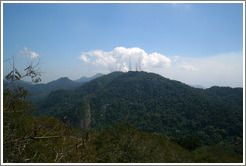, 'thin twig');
33,135,62,139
